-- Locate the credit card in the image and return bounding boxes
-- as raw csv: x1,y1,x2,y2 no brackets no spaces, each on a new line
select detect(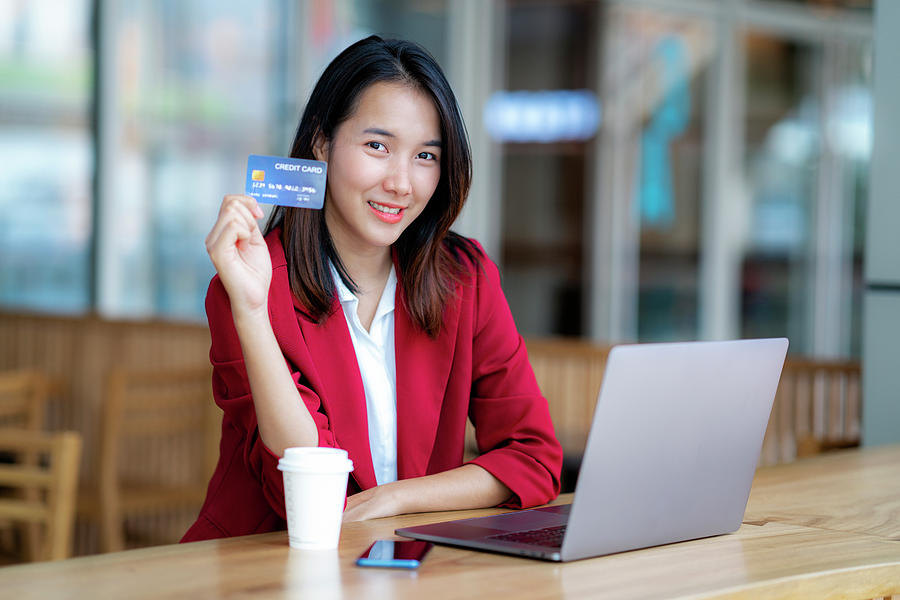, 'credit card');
244,154,327,209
